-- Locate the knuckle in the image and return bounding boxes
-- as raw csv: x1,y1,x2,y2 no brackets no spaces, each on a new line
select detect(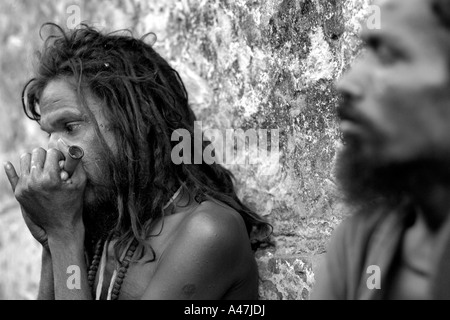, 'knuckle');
28,177,39,191
30,174,44,189
14,182,28,200
28,172,37,184
14,187,22,200
41,173,55,186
